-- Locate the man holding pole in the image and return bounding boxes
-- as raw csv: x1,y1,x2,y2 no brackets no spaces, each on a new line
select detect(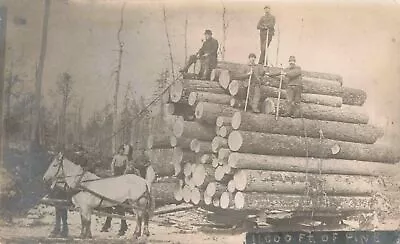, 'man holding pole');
237,53,265,113
257,5,276,66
